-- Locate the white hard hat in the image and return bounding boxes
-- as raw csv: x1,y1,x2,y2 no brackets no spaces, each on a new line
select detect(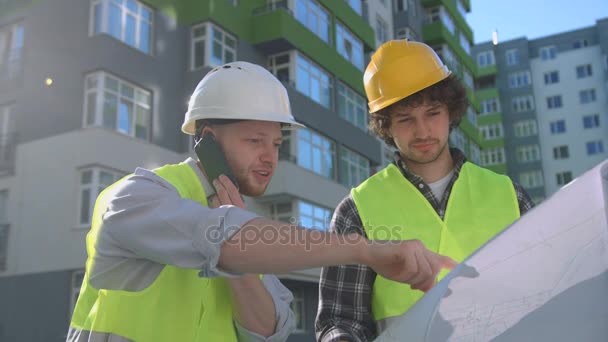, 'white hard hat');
182,61,305,135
